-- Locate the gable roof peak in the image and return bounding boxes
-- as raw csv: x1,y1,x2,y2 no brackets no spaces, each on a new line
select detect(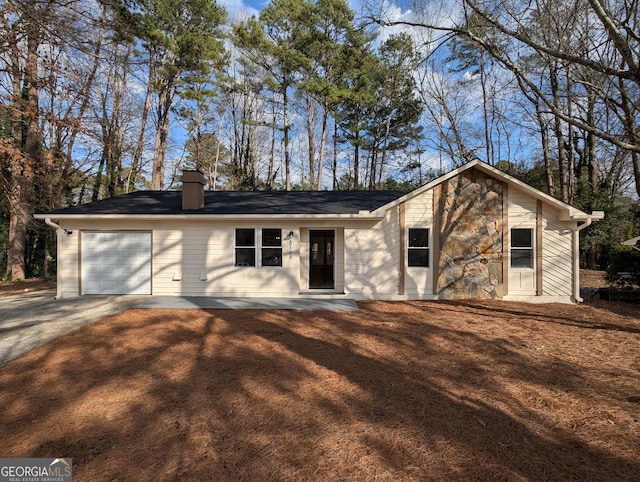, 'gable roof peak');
372,159,603,222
